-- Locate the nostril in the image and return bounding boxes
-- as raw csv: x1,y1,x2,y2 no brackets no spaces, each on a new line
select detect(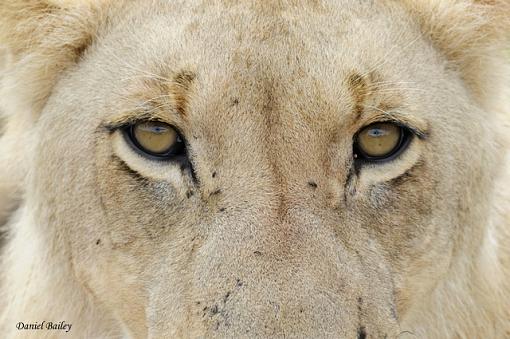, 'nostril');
357,326,367,339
